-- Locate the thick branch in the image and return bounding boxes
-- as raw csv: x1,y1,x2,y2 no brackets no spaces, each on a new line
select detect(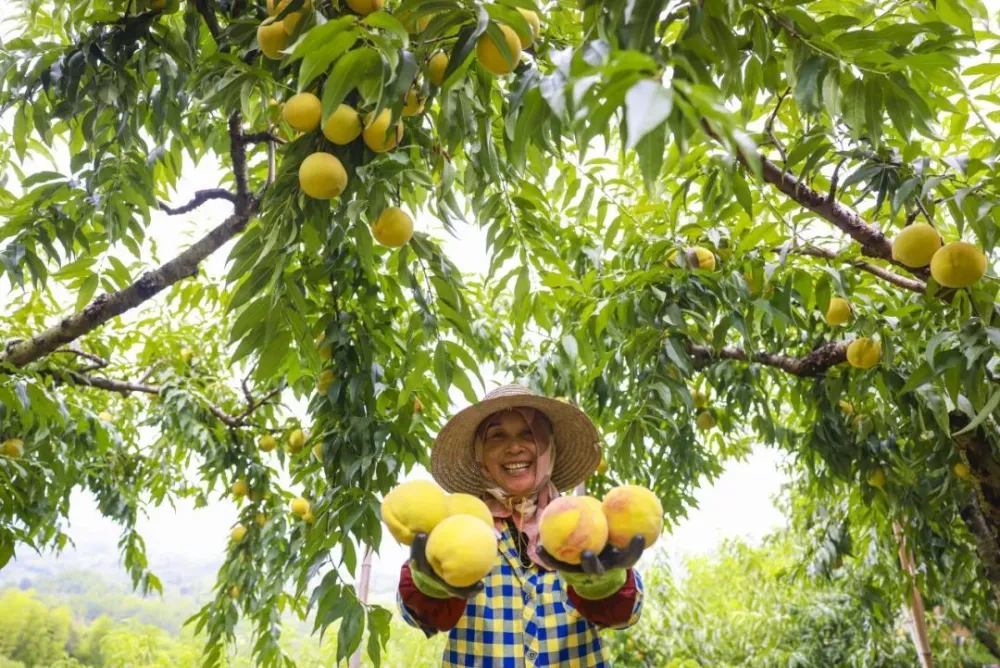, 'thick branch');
761,156,898,261
229,113,251,206
0,204,257,368
158,189,237,215
193,0,222,41
244,131,288,145
687,340,848,377
960,497,1000,605
59,370,159,394
701,120,927,280
796,246,927,294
